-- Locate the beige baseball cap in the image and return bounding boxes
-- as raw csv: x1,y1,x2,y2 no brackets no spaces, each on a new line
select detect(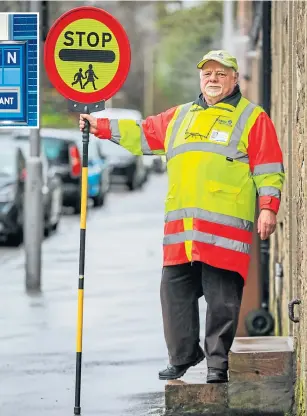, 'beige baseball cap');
197,50,238,71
